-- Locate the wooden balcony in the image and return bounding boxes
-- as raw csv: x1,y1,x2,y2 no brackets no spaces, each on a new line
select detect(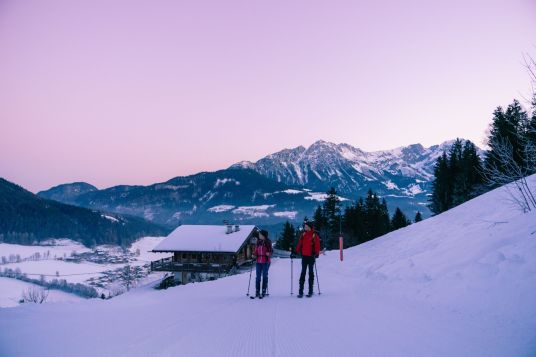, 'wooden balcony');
151,257,233,273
